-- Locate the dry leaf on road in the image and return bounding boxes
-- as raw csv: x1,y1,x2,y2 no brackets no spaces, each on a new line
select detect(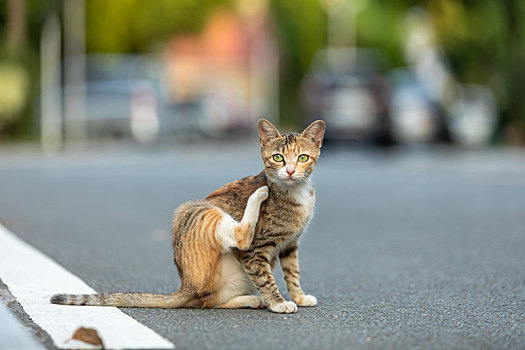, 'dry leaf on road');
71,327,105,348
